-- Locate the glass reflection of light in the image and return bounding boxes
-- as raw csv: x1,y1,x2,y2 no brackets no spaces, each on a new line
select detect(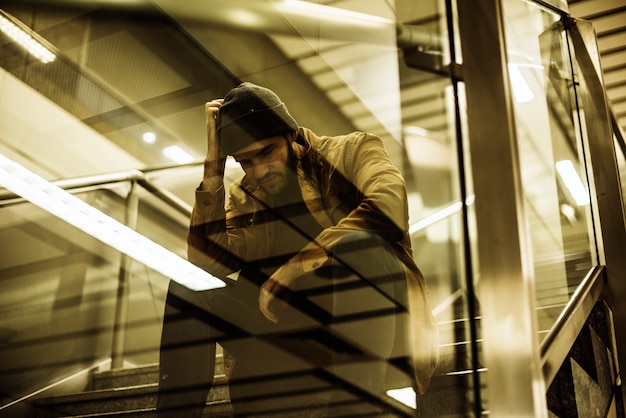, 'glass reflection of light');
163,145,195,164
0,11,56,63
556,160,590,206
386,387,417,409
409,196,475,235
508,64,534,103
0,152,225,291
281,0,392,26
